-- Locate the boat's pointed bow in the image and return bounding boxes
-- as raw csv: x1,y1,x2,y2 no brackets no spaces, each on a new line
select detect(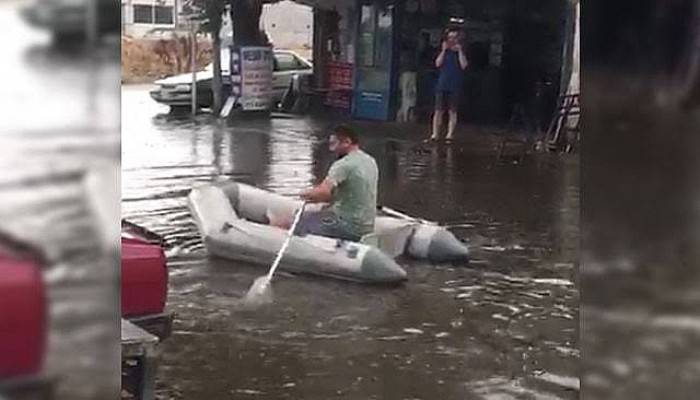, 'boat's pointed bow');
361,248,407,284
427,229,470,263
